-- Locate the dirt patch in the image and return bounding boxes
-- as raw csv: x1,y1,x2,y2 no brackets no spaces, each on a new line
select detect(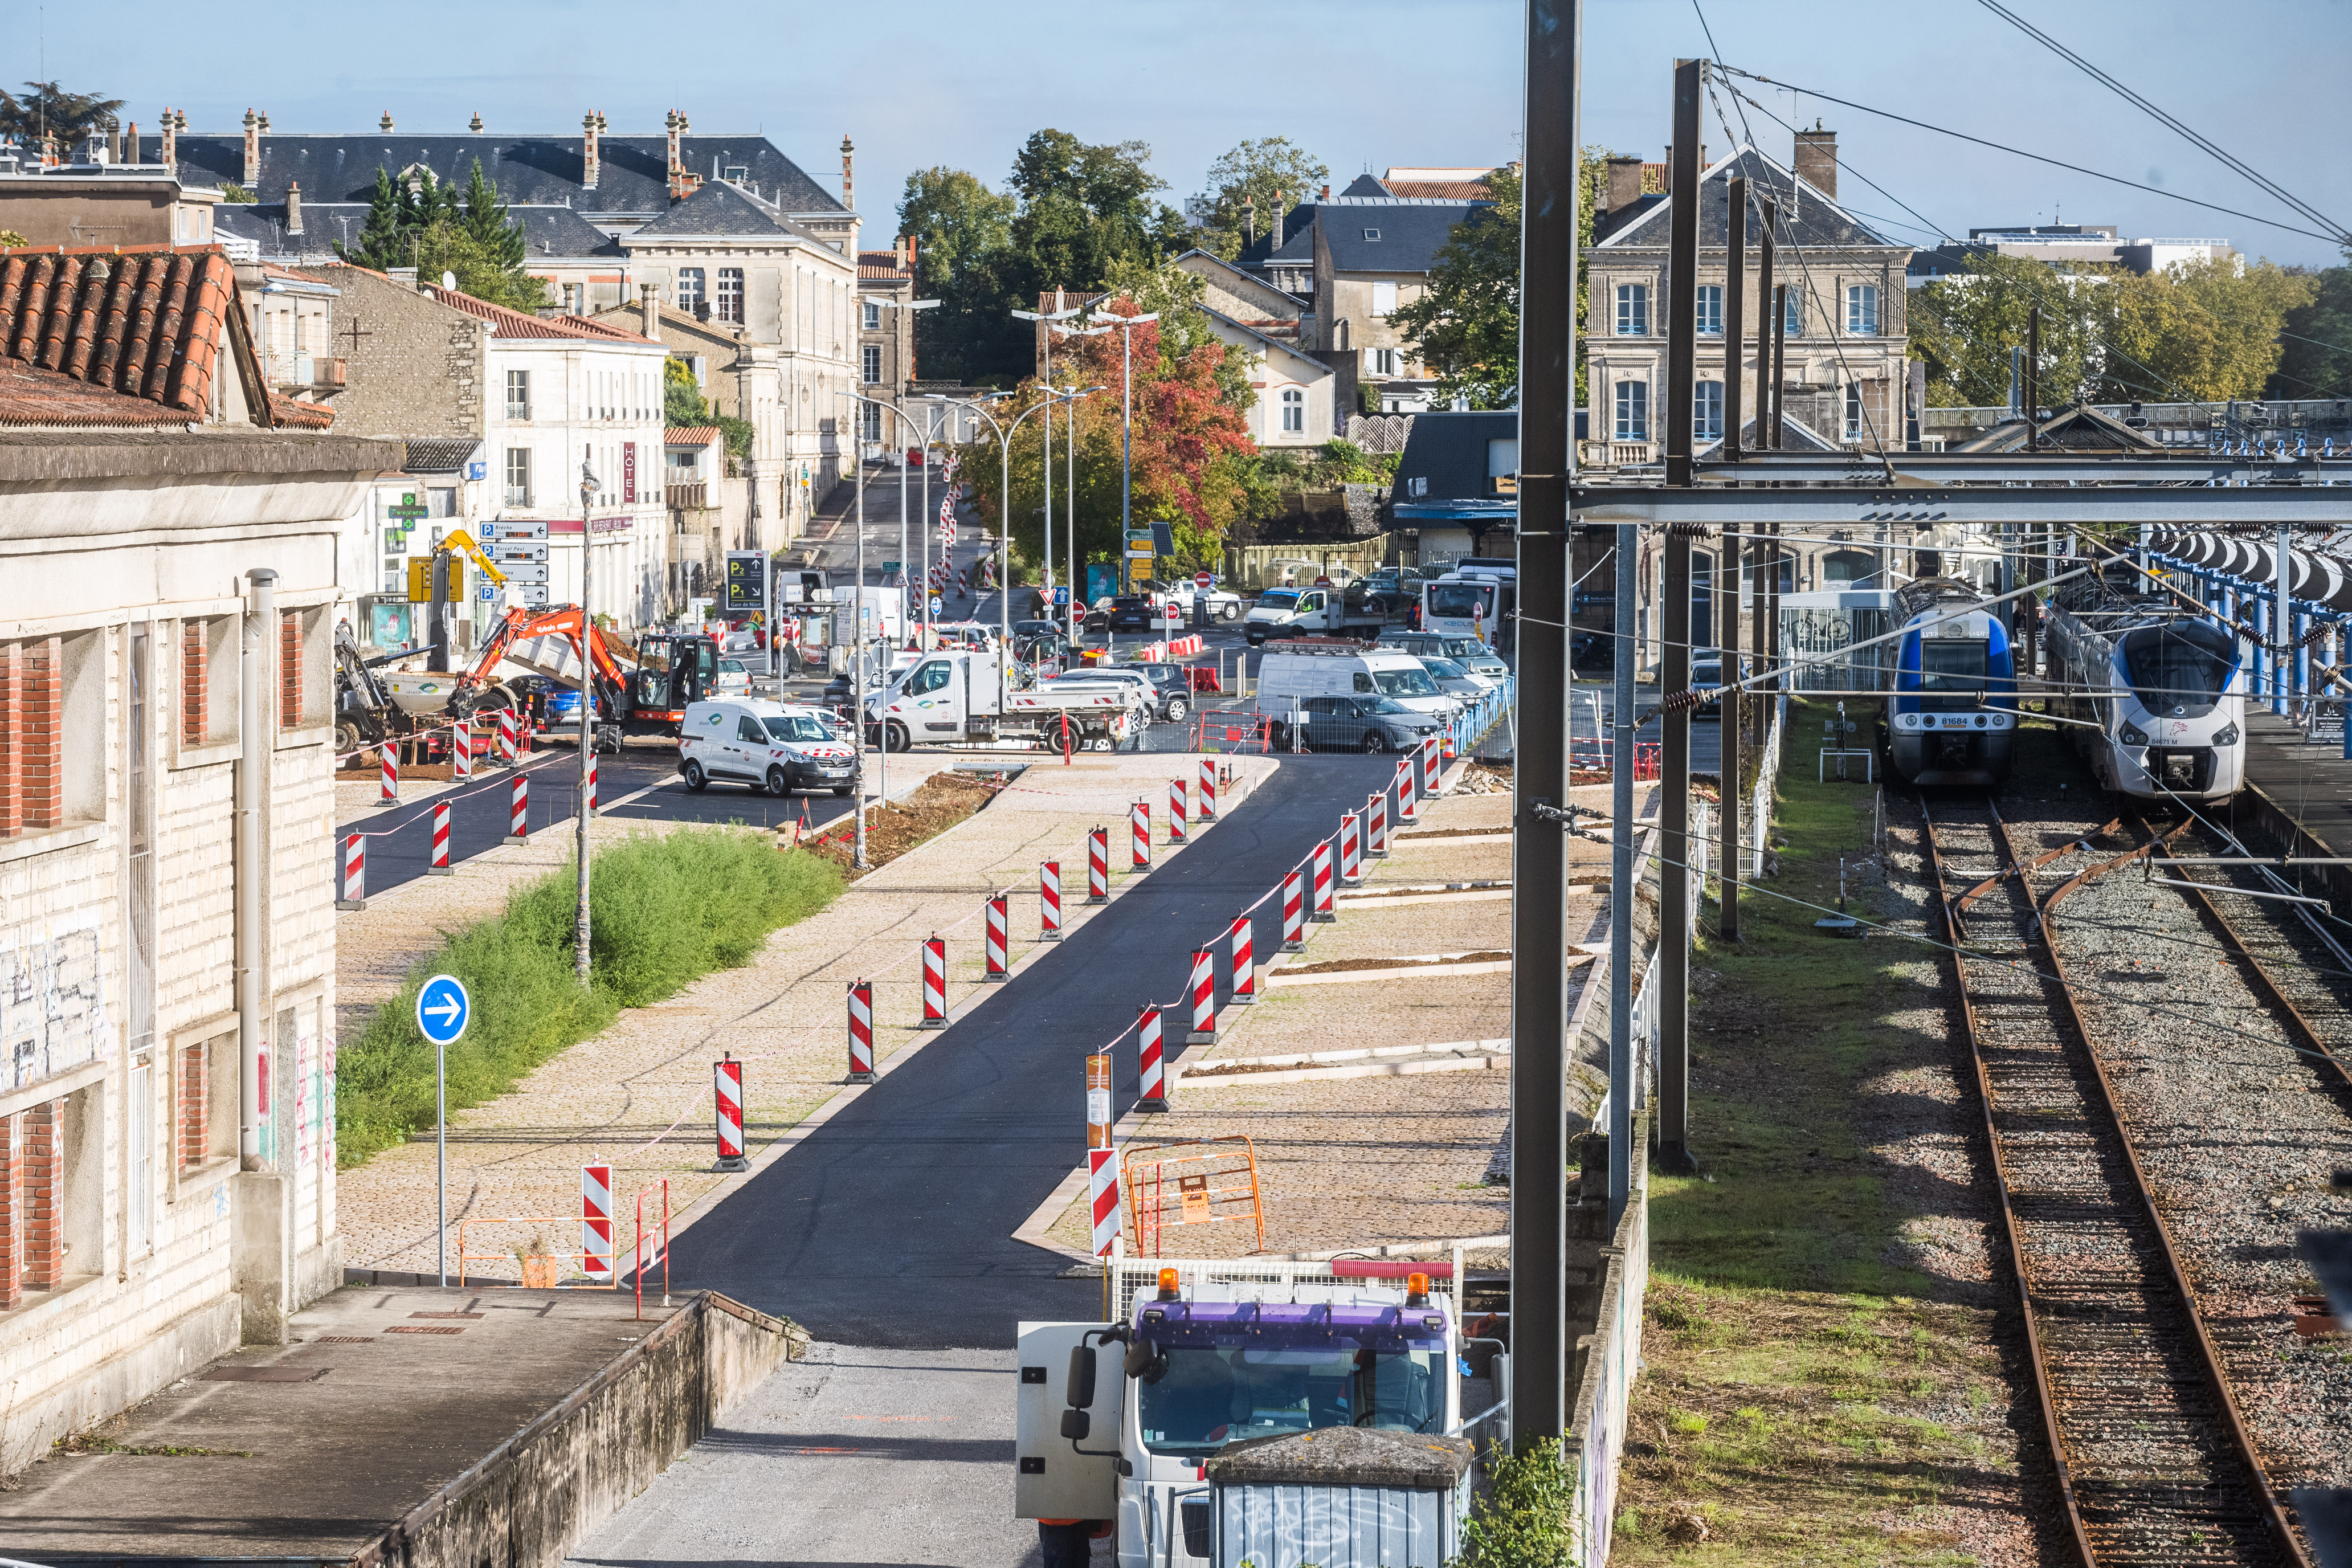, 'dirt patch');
1393,827,1510,842
802,771,1001,877
1279,949,1511,975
